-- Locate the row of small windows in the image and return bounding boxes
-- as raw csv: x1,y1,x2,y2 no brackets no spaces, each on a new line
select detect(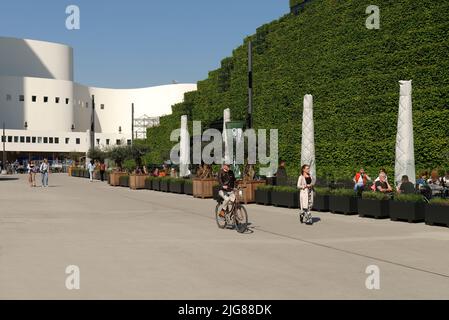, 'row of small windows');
5,94,105,109
1,136,129,146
